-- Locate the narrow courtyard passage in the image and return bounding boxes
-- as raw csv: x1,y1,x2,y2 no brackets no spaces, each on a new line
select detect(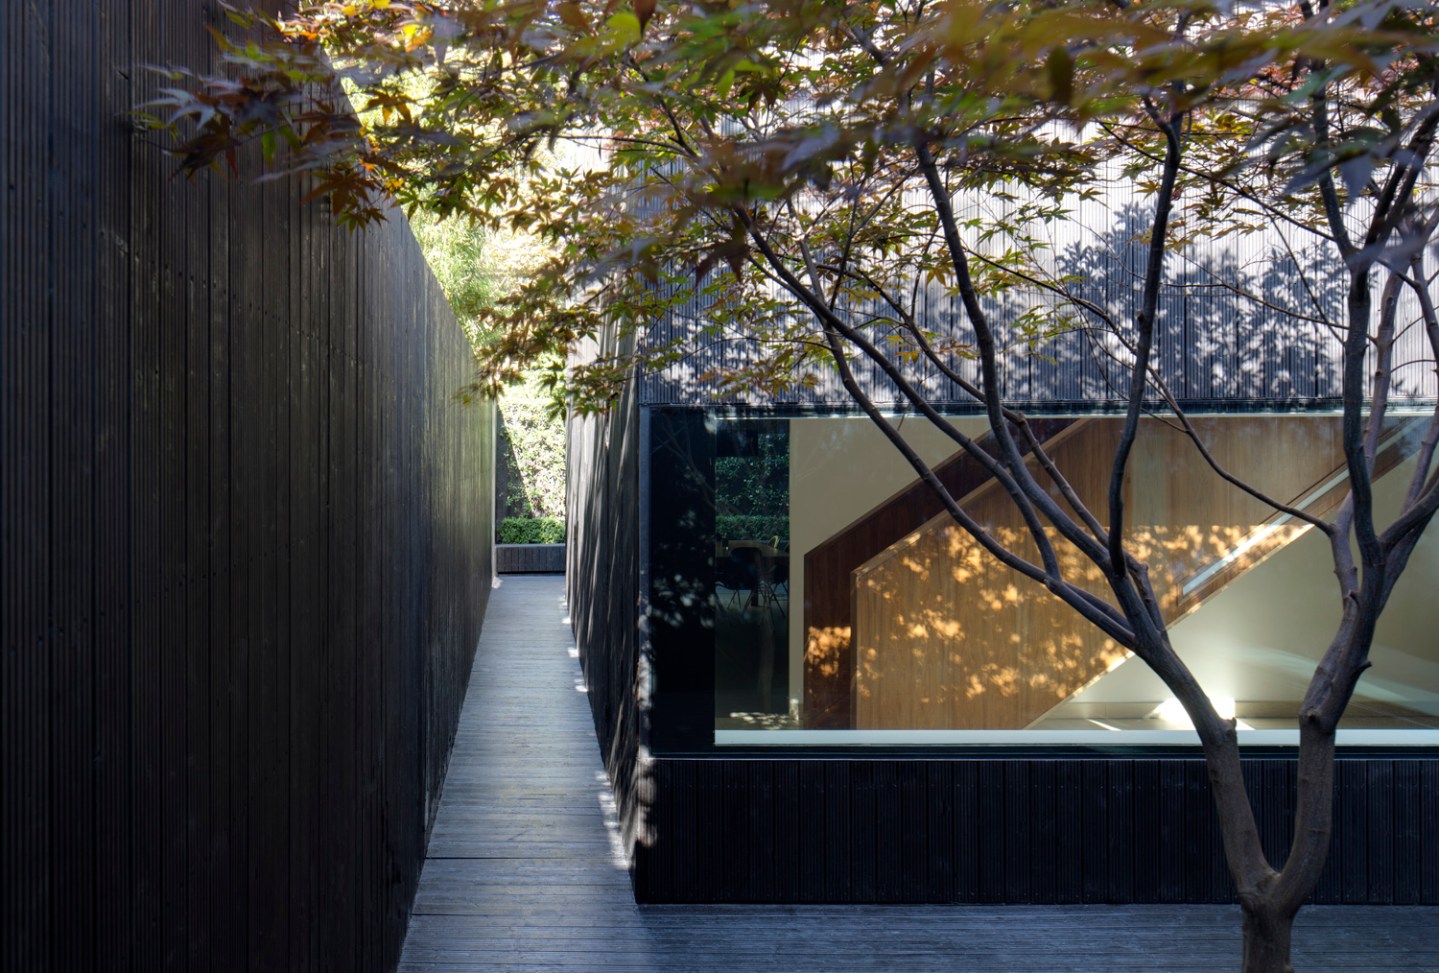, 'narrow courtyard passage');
398,575,1438,972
